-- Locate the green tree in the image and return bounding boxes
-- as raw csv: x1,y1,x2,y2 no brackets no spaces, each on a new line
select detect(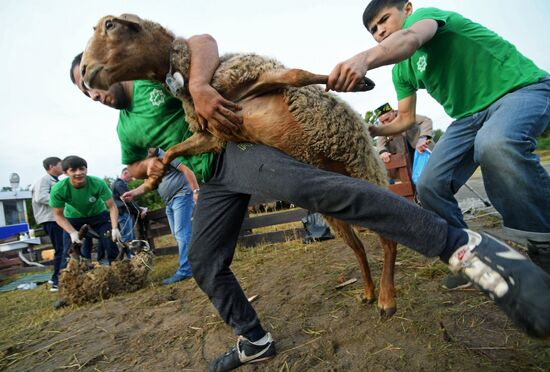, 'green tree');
128,179,164,210
433,129,444,143
364,110,378,126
